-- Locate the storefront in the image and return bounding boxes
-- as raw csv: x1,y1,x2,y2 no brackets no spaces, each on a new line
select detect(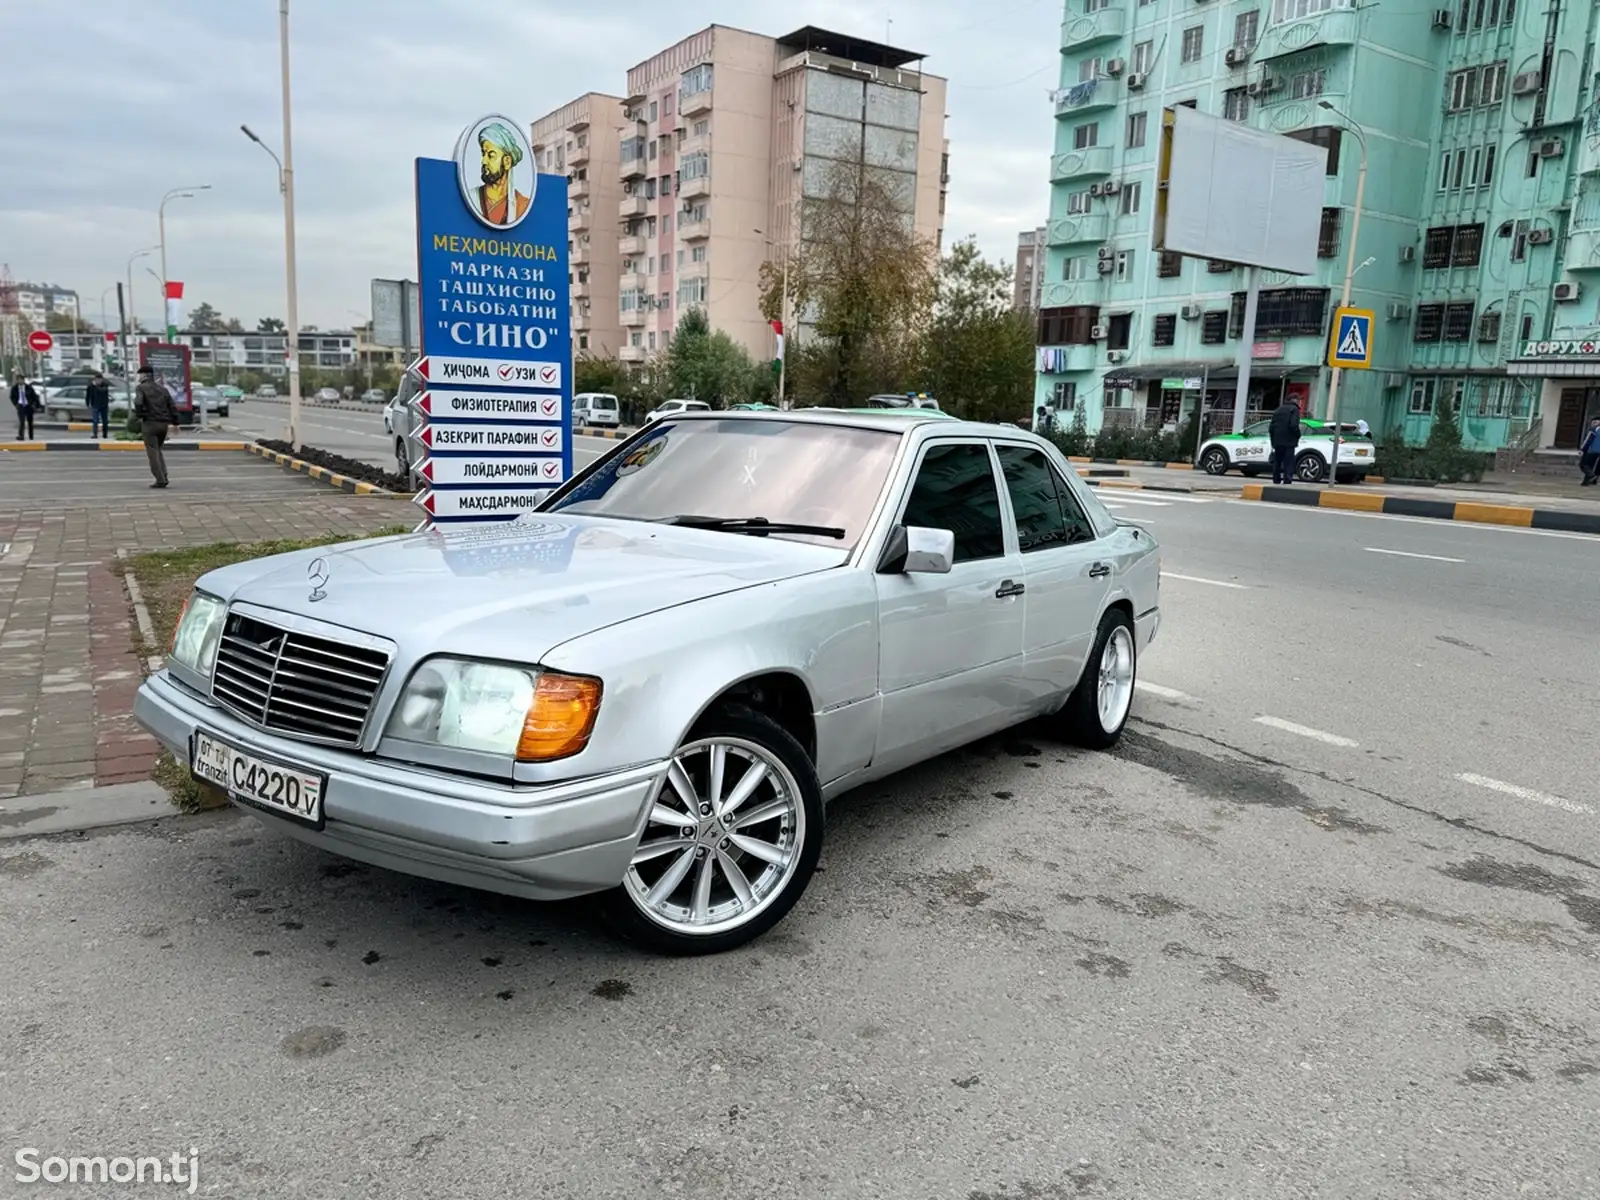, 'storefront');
1507,341,1600,449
